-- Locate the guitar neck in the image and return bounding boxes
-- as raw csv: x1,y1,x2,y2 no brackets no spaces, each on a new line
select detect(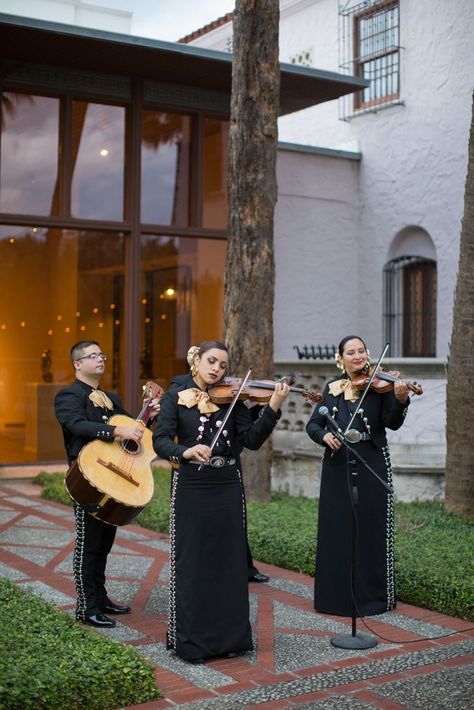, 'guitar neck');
137,401,155,426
